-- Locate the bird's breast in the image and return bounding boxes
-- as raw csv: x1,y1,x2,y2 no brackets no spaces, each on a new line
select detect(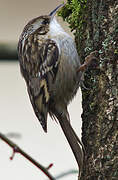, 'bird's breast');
49,34,81,105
